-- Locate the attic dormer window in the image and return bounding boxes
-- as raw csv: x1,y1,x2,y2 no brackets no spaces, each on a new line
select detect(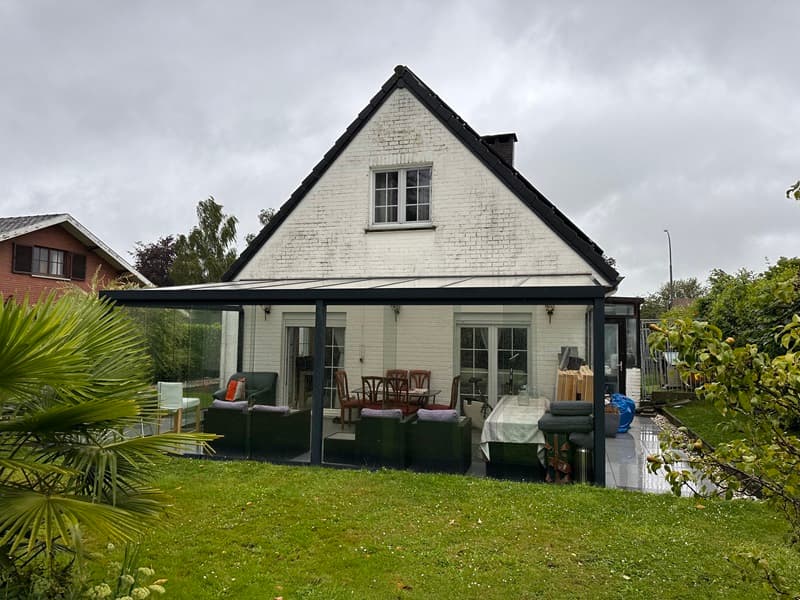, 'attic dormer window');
372,166,431,226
